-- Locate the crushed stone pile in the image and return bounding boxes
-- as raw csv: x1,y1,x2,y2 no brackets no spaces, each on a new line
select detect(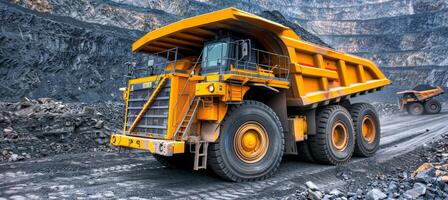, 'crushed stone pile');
287,133,448,200
371,102,402,117
0,98,122,162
